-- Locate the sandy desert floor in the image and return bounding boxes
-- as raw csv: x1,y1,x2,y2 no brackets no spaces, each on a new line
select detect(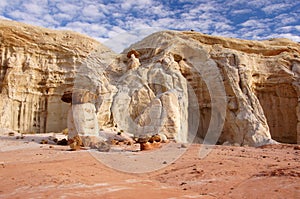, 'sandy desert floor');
0,133,299,199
